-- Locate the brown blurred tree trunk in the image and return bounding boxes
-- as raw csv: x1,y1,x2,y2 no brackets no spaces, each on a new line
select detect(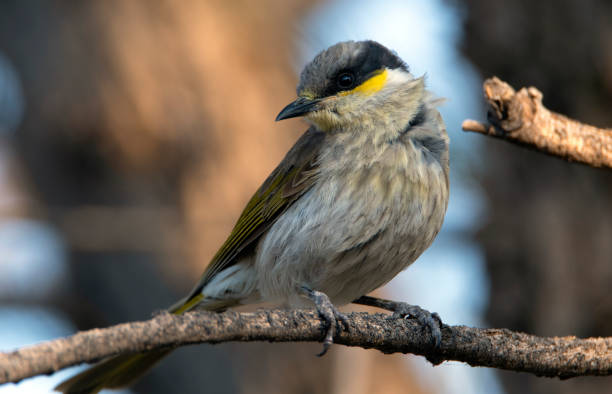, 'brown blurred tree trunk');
456,0,612,393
